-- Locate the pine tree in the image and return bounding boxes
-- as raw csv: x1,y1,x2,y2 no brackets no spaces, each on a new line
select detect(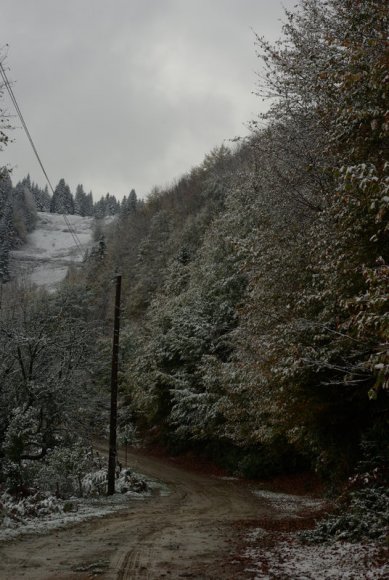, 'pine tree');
0,170,13,215
85,192,94,216
0,199,14,283
41,185,51,211
0,171,14,283
74,184,88,216
50,178,75,214
105,193,119,215
121,189,138,217
93,196,106,218
13,181,37,237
